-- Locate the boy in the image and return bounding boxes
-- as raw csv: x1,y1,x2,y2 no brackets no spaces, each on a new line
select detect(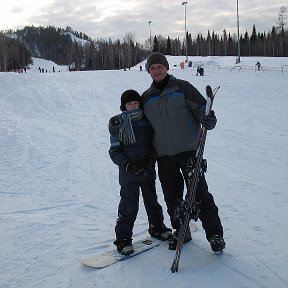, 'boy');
108,89,171,255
